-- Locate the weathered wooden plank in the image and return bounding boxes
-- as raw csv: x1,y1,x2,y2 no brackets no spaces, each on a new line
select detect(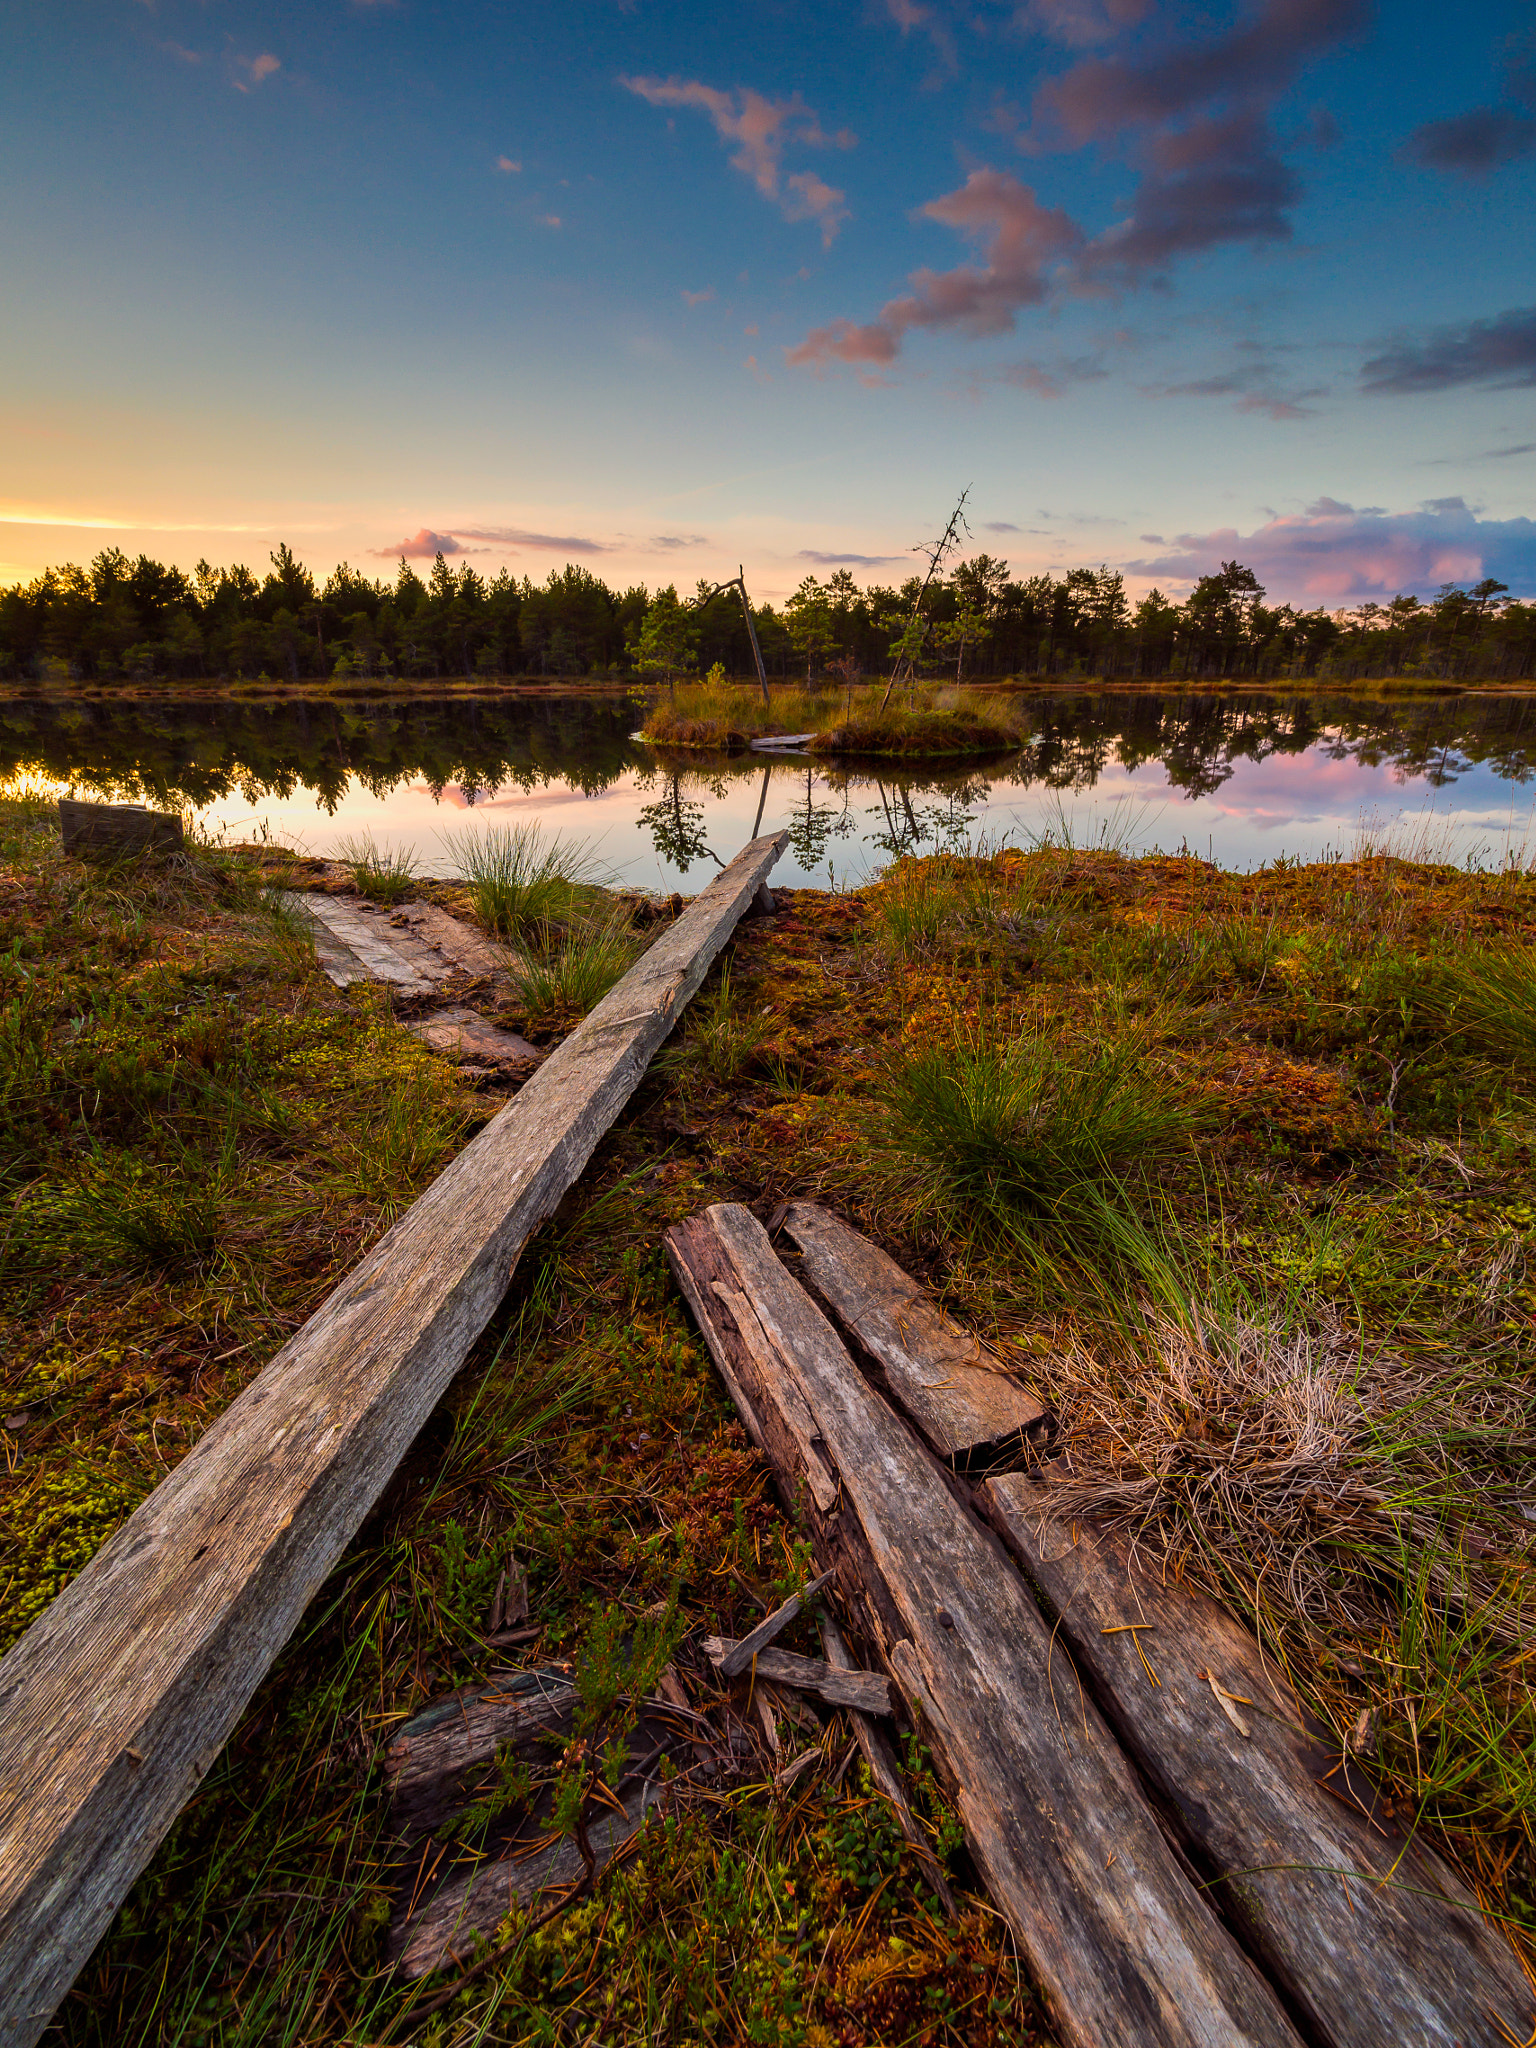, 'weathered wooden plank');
385,1665,577,1841
713,1569,833,1679
58,798,183,858
407,1008,541,1070
0,832,787,2048
393,900,514,983
983,1475,1536,2048
290,891,438,991
391,1785,648,1979
779,1202,1050,1463
702,1637,892,1714
664,1205,1300,2048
